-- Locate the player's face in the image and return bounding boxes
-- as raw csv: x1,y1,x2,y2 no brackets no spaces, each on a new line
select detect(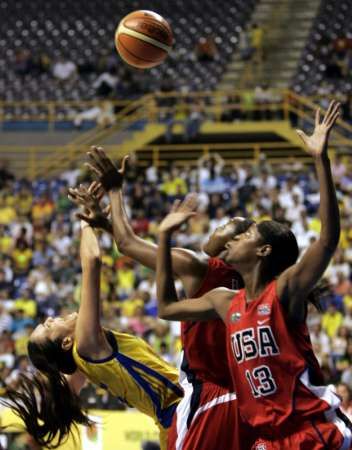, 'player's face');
30,312,78,346
223,223,265,265
202,217,247,257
